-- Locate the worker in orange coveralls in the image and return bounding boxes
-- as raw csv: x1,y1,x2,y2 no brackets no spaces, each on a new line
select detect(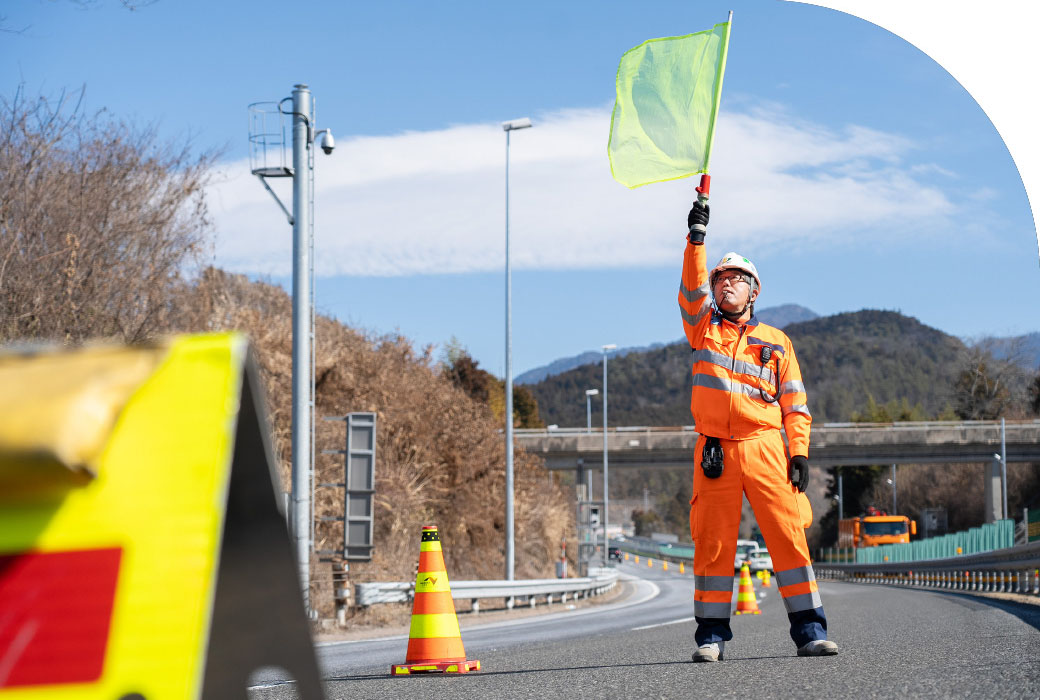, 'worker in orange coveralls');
680,200,838,662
